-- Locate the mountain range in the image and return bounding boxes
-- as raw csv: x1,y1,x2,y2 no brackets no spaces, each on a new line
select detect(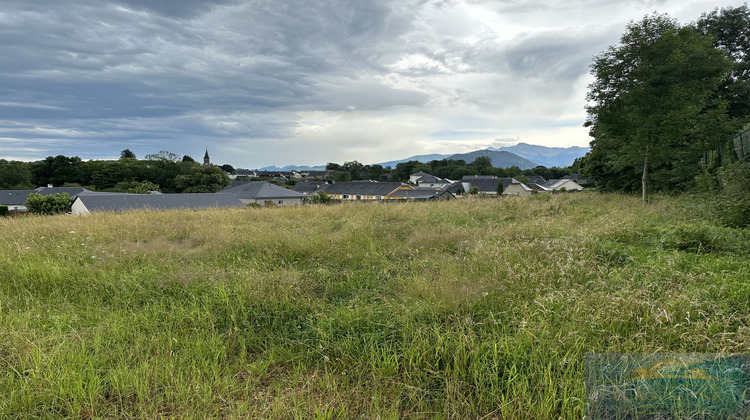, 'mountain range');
257,143,590,171
487,143,590,168
374,143,589,170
